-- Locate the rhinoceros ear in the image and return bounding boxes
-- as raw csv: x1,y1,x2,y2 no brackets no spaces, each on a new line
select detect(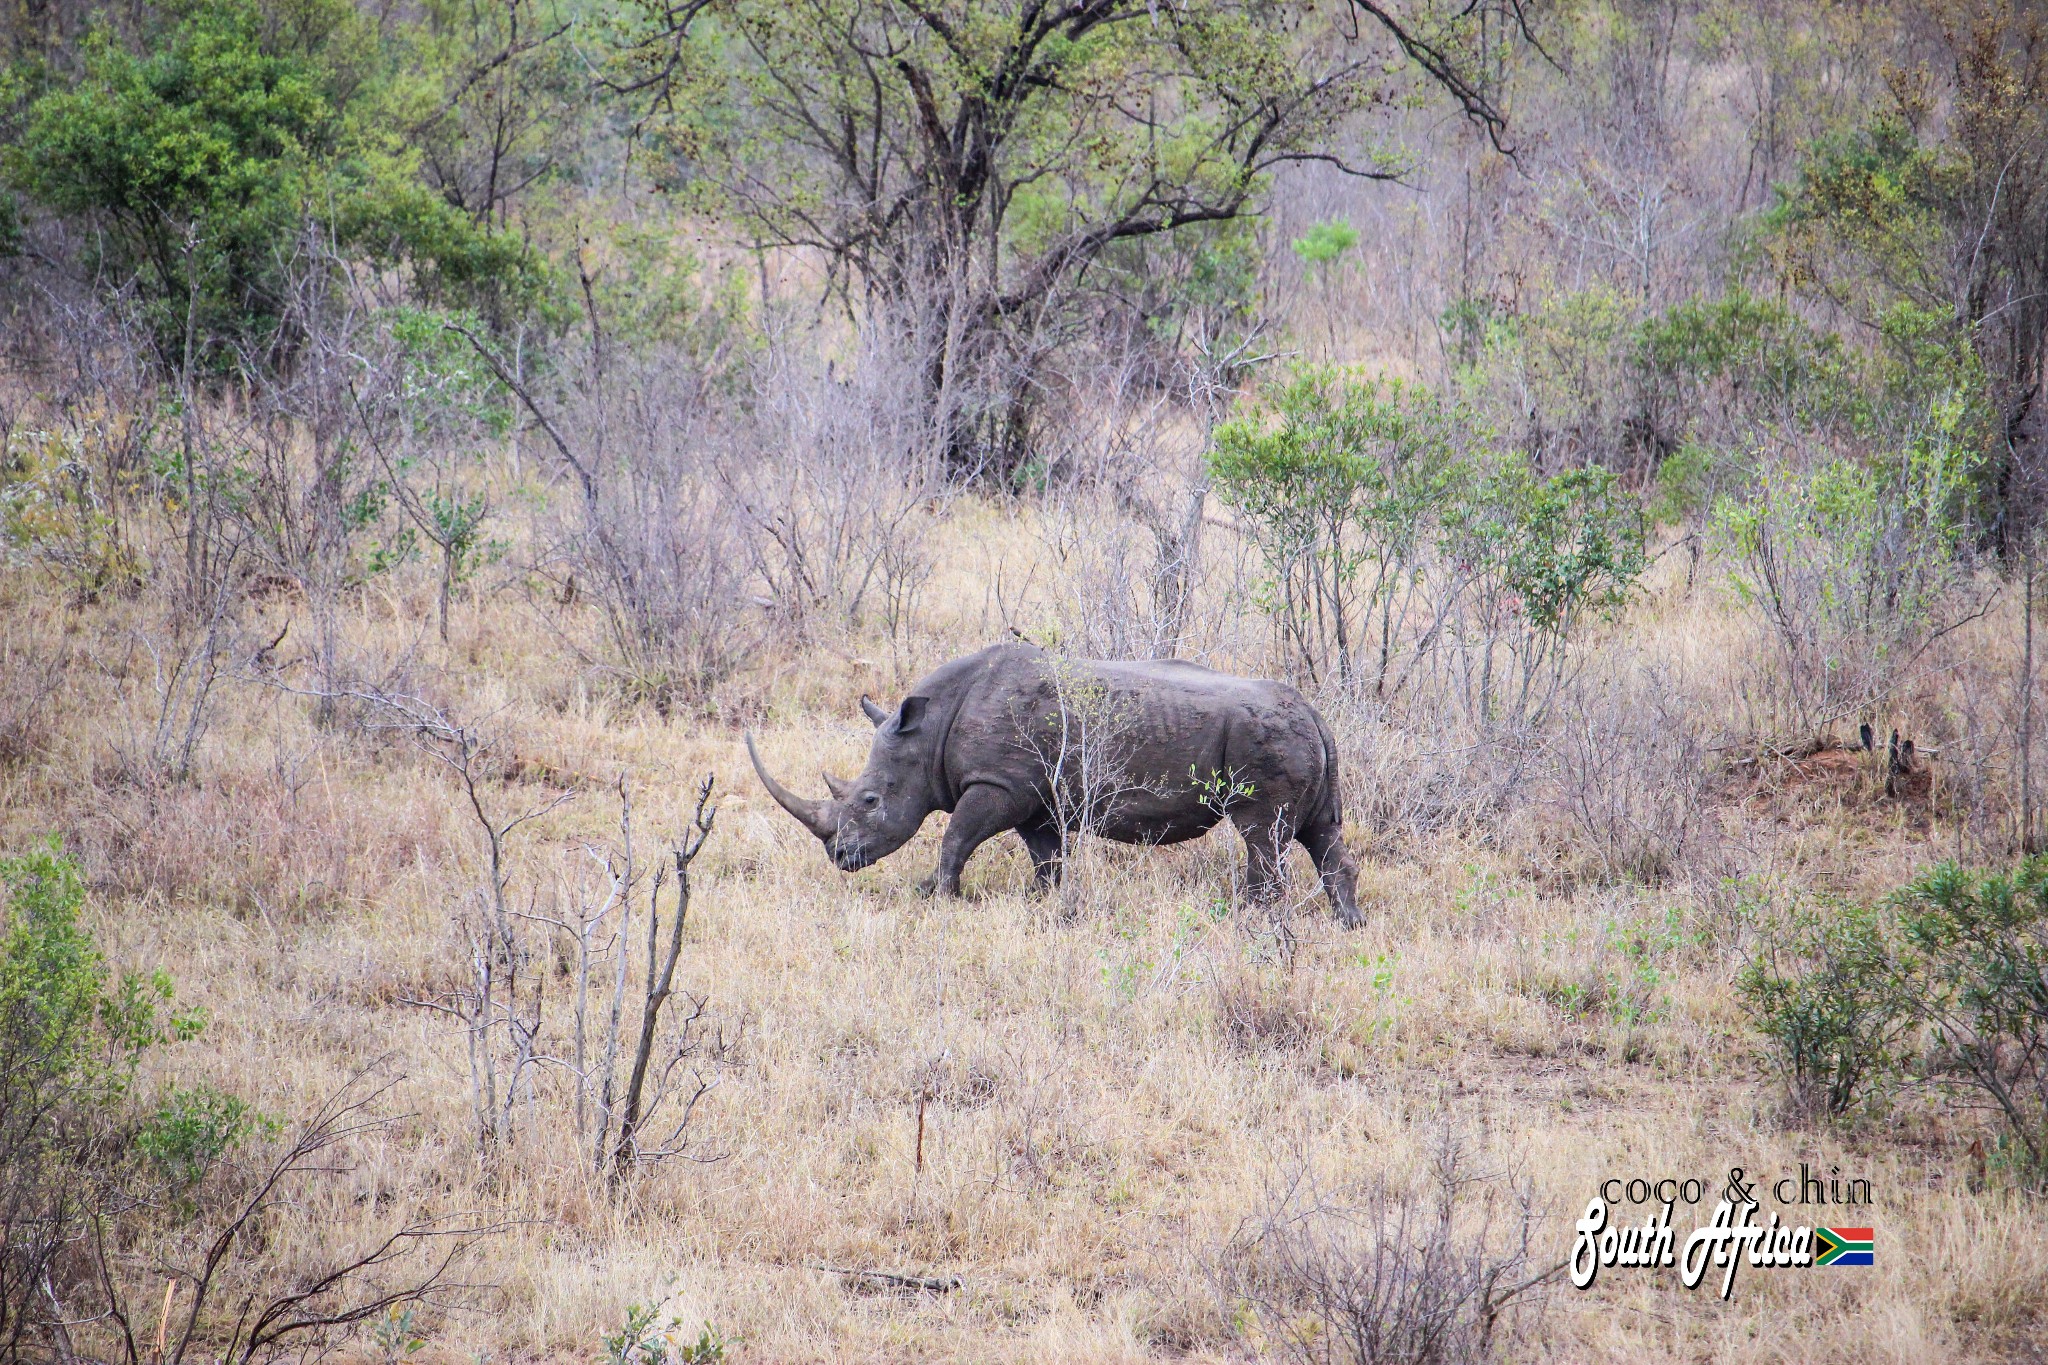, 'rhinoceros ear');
895,696,928,736
860,695,889,726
